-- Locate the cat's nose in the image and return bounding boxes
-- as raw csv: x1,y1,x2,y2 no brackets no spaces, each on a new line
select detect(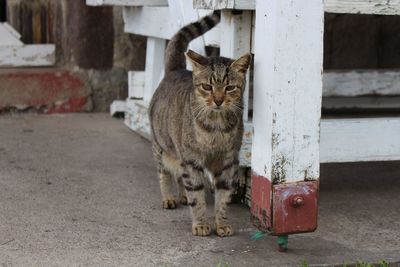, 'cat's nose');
214,99,223,106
